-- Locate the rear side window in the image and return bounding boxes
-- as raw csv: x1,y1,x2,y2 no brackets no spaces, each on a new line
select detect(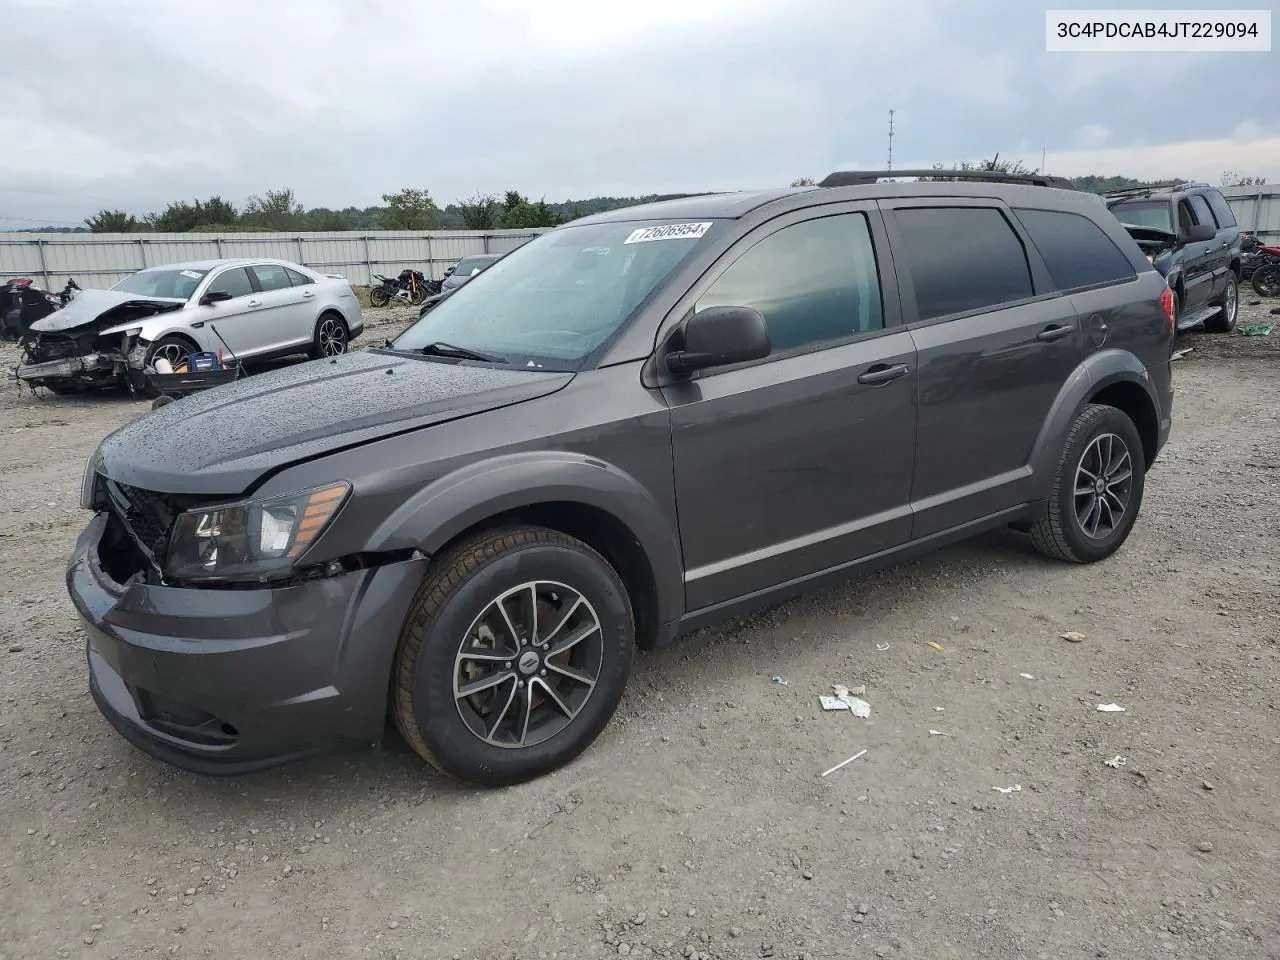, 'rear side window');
1202,190,1237,228
1014,208,1136,291
1188,195,1215,227
893,207,1033,321
286,267,313,286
